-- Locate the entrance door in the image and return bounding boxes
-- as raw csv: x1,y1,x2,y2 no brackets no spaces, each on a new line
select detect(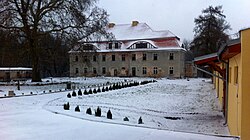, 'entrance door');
114,69,118,77
132,67,136,77
5,72,10,82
